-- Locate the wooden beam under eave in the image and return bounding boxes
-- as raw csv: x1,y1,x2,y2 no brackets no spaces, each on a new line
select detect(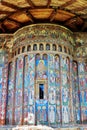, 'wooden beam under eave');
60,0,76,9
1,1,21,10
26,0,35,8
26,11,34,22
47,0,51,8
7,18,22,25
0,10,16,14
0,23,5,33
81,21,87,31
72,6,87,12
1,23,7,33
49,9,57,22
